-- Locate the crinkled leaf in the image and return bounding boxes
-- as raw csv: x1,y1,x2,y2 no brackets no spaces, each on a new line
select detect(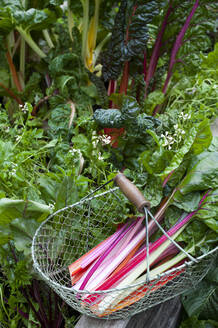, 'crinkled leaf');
209,137,218,152
94,109,123,128
49,53,81,77
102,0,127,81
144,90,165,115
102,0,159,81
124,1,159,61
13,8,57,31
